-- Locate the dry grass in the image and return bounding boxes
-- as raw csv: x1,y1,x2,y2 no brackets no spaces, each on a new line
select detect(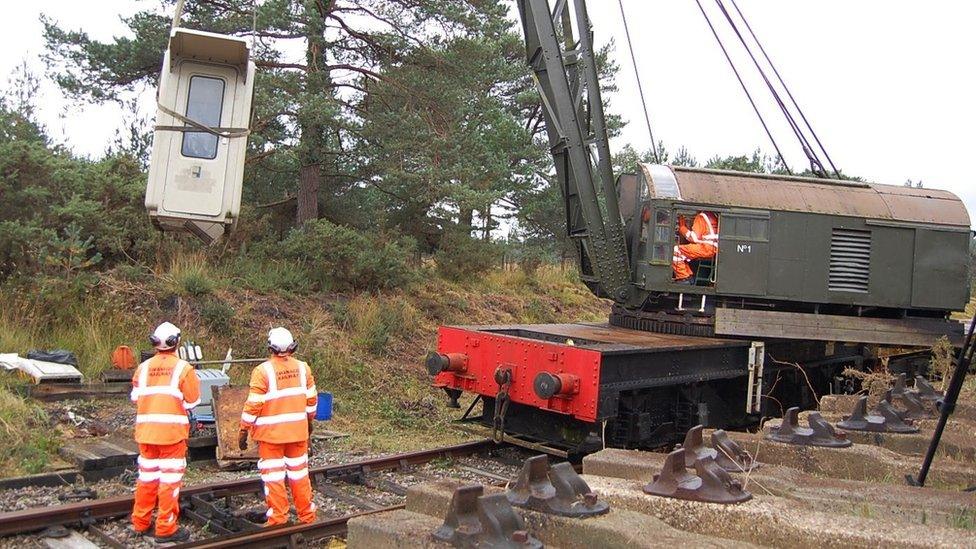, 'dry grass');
0,386,58,475
0,255,610,466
